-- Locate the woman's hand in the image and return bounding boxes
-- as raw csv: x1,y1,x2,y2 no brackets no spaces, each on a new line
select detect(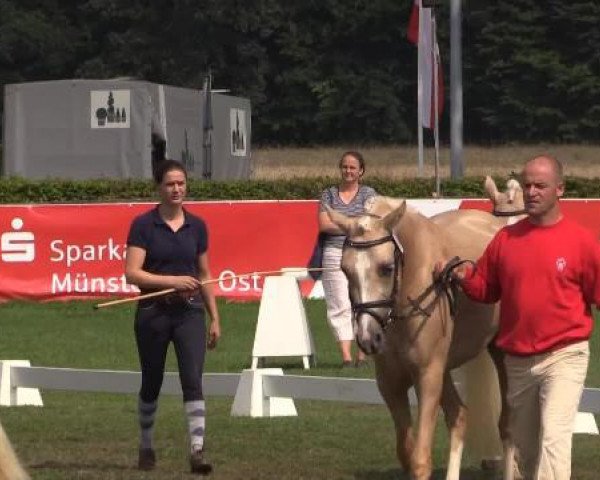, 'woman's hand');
171,275,202,291
207,320,221,350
